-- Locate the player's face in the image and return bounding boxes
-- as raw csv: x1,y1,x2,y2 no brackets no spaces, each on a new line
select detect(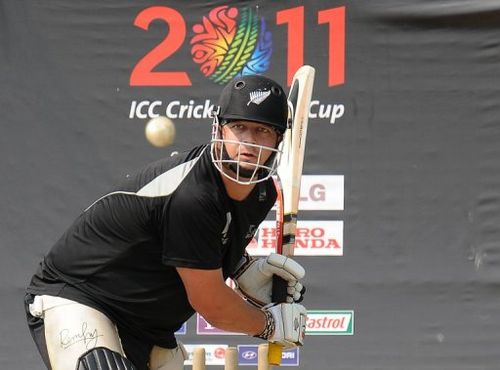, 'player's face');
221,120,279,170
